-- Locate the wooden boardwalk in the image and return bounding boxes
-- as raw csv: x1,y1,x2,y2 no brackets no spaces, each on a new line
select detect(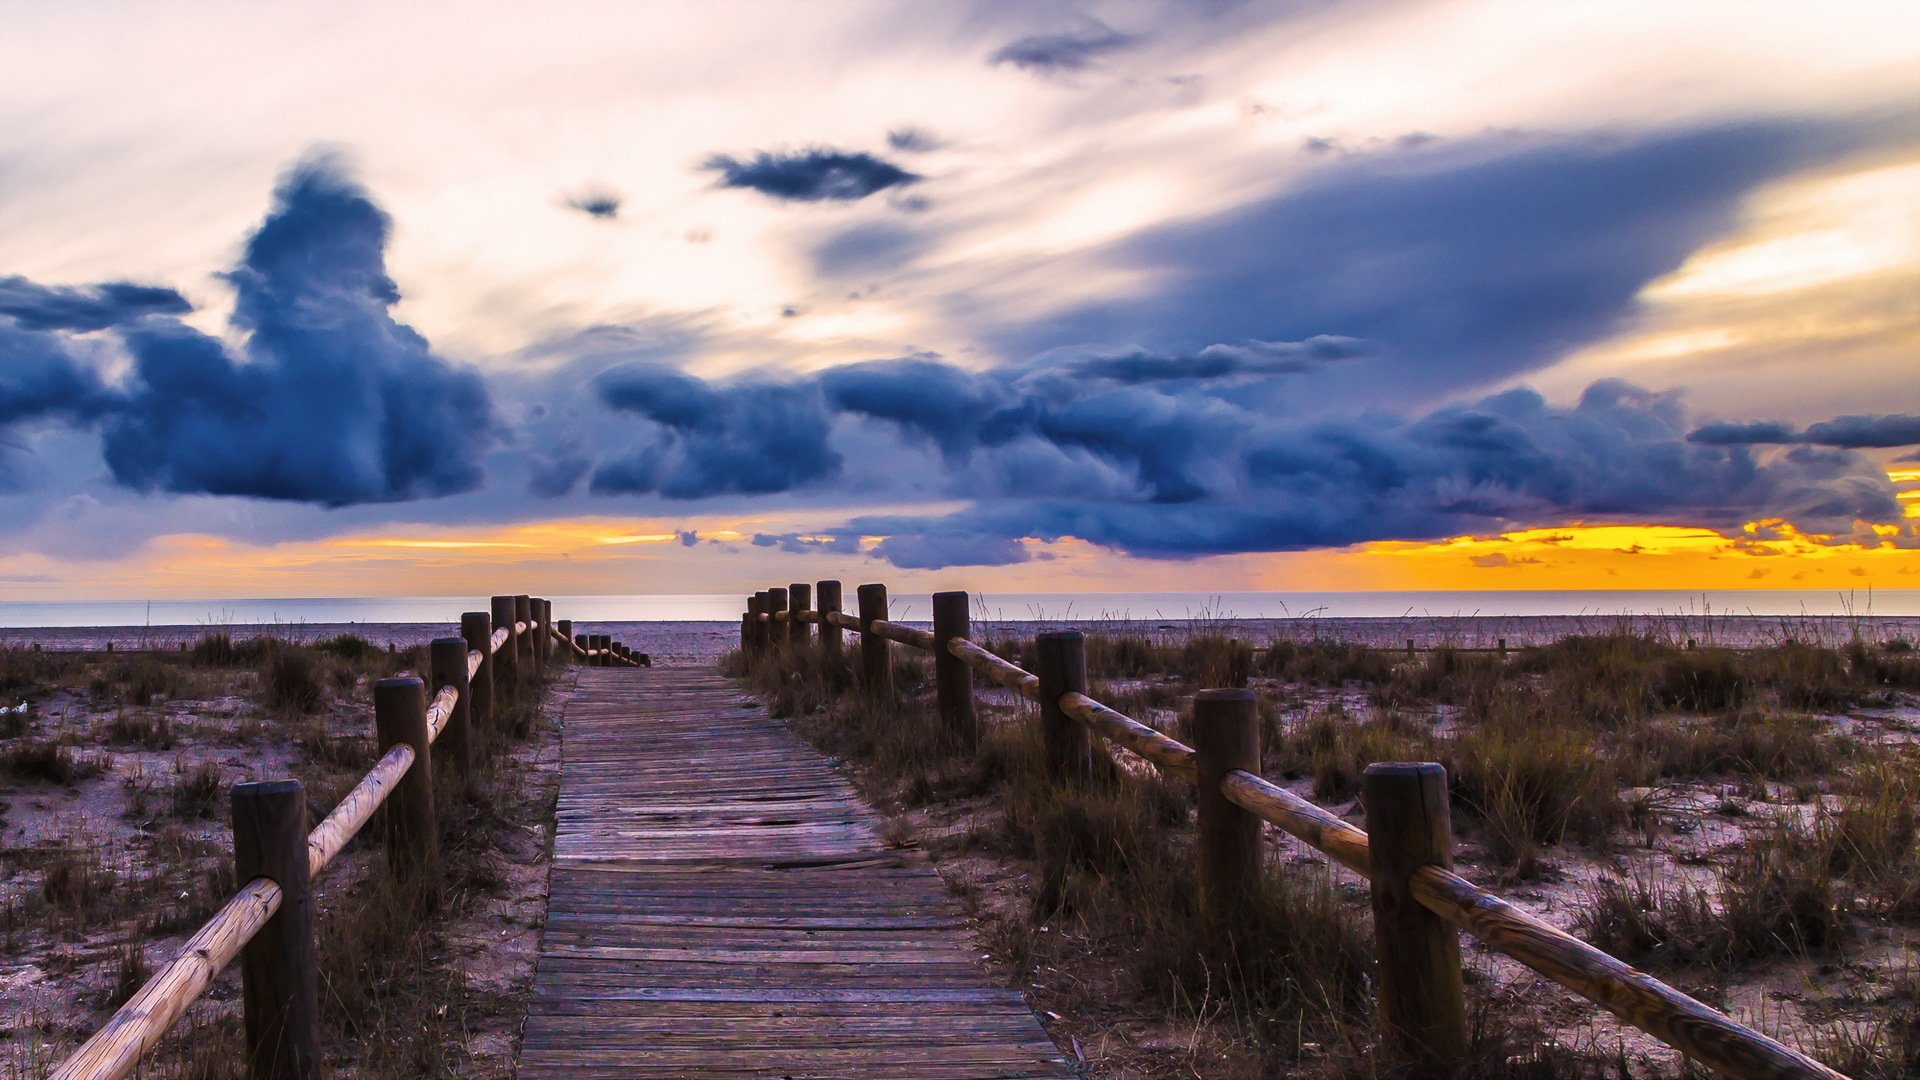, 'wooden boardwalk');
520,666,1075,1078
